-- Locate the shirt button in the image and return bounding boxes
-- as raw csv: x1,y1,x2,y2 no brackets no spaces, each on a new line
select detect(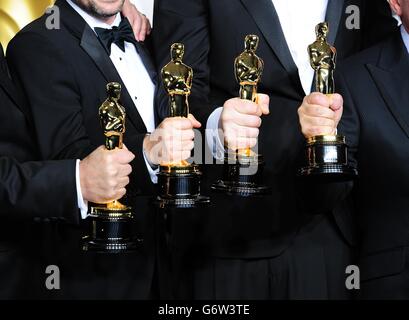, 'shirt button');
119,57,123,61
